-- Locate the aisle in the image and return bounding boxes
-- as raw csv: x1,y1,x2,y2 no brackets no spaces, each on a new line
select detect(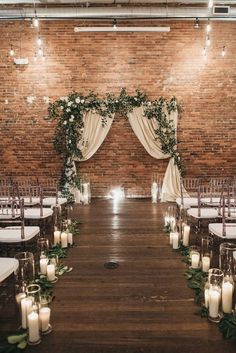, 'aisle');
1,199,235,353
